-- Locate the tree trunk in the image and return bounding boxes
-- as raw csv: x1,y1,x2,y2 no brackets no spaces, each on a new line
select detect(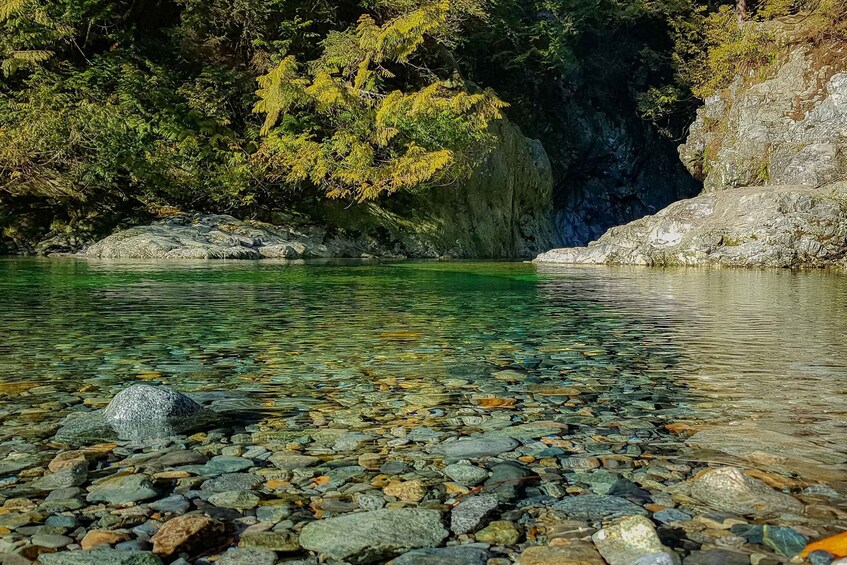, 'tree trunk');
736,0,748,25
